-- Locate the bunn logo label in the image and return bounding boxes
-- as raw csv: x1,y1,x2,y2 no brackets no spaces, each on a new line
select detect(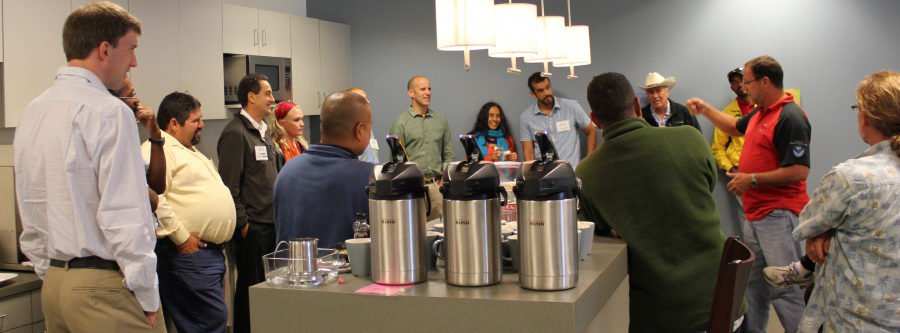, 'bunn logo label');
381,219,396,224
529,220,545,226
455,220,470,225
